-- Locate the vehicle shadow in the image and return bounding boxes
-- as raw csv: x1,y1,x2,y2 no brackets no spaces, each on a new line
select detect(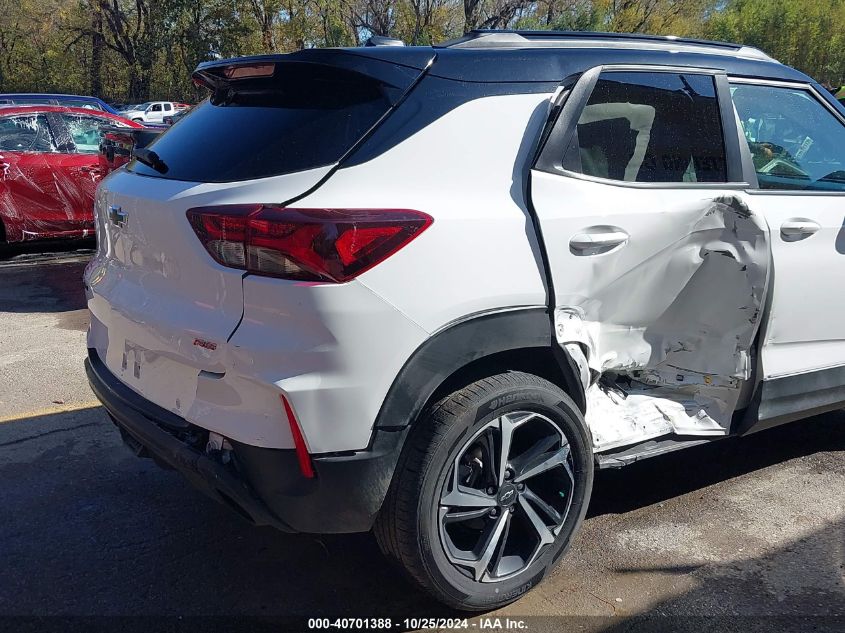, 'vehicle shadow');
594,517,845,632
0,238,94,260
0,406,445,618
0,255,89,313
0,405,841,619
588,410,845,519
